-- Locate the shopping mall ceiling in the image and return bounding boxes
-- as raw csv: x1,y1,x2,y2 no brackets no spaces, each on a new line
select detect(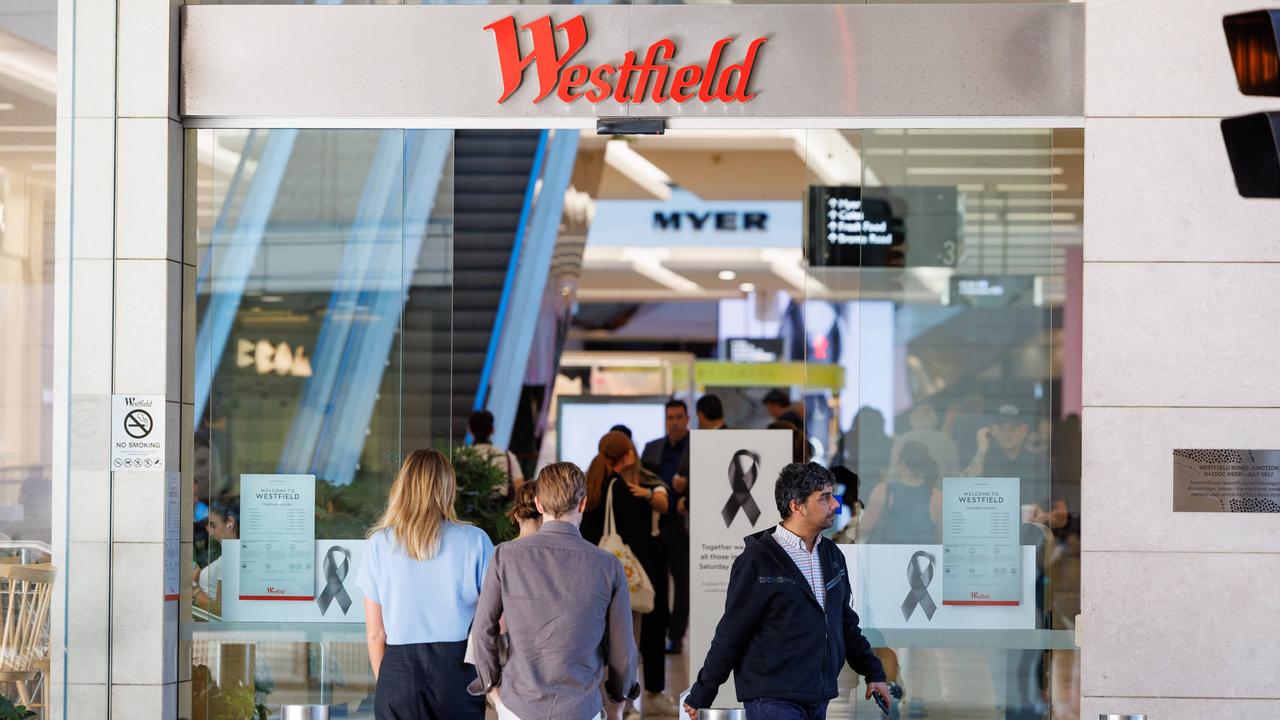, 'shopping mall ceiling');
574,128,1083,305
